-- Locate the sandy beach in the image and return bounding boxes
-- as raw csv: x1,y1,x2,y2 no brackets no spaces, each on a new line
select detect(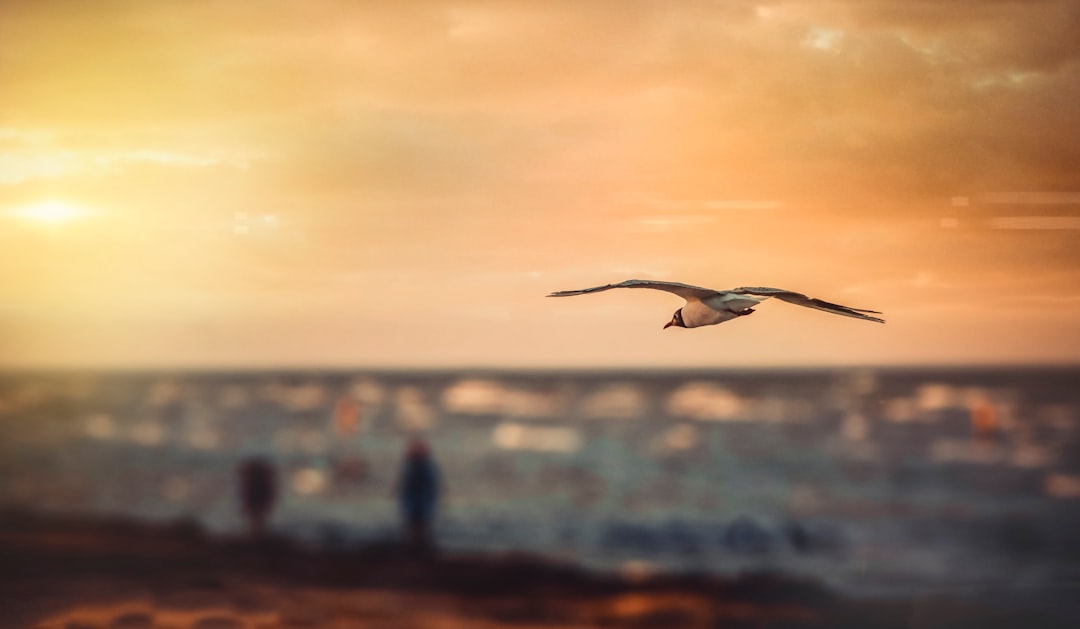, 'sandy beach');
1,510,1073,629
